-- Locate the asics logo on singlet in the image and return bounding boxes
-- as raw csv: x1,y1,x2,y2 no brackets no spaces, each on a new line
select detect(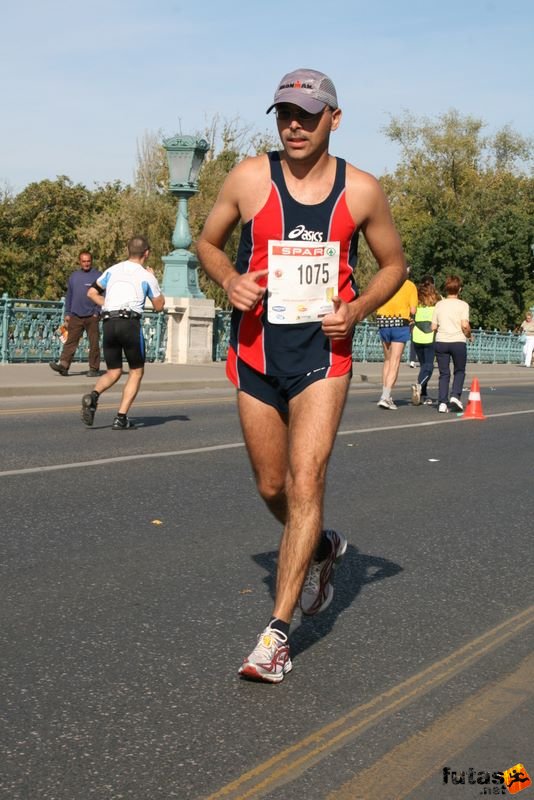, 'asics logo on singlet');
287,224,324,242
